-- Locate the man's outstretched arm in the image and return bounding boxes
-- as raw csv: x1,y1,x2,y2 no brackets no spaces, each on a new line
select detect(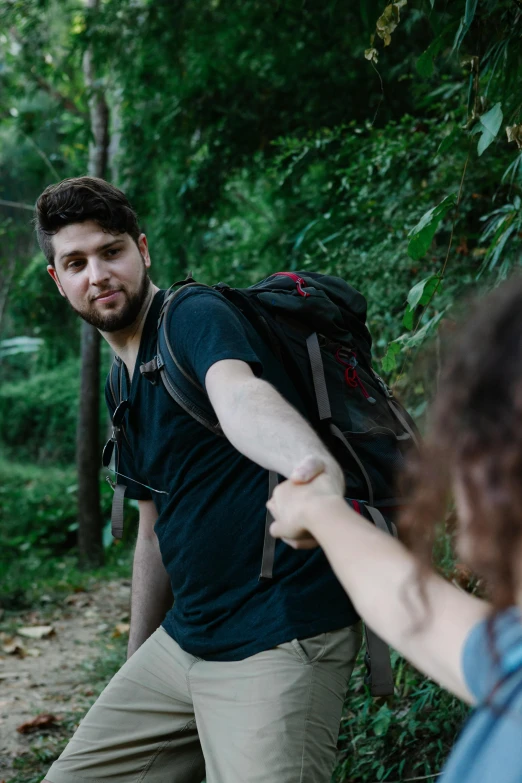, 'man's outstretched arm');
205,358,344,493
127,499,173,658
